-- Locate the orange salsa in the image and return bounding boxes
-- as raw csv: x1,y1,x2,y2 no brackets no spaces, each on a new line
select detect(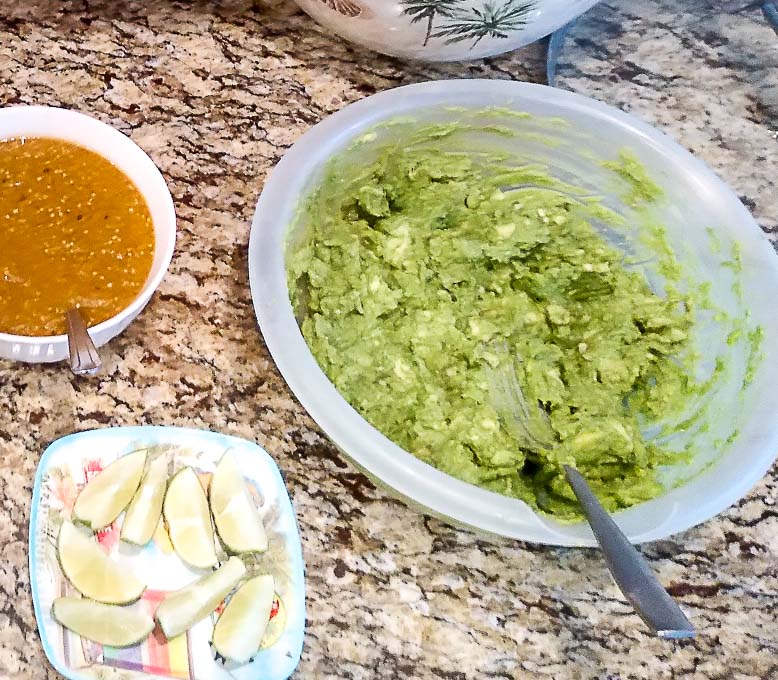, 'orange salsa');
0,137,155,336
